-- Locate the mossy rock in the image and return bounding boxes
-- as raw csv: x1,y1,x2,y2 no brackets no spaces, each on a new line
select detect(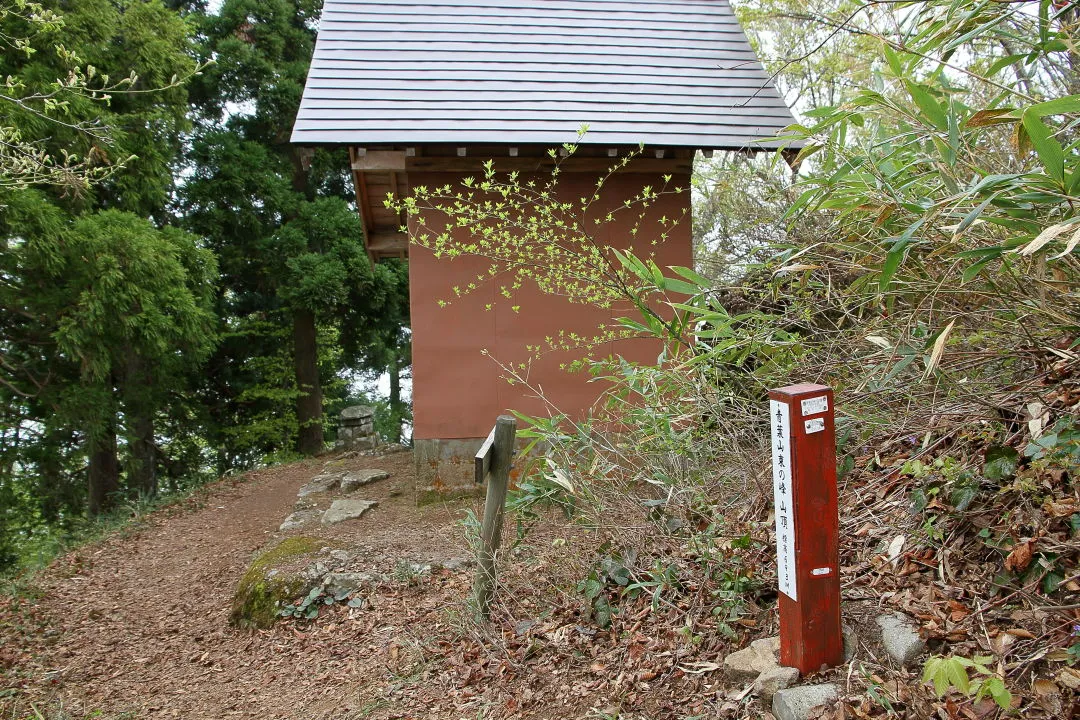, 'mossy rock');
229,535,325,629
